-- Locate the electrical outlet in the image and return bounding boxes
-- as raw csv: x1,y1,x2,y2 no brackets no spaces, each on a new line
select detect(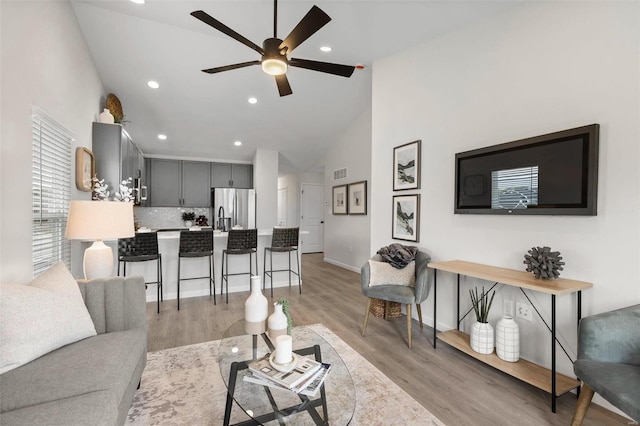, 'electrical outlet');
503,300,514,317
516,302,533,322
